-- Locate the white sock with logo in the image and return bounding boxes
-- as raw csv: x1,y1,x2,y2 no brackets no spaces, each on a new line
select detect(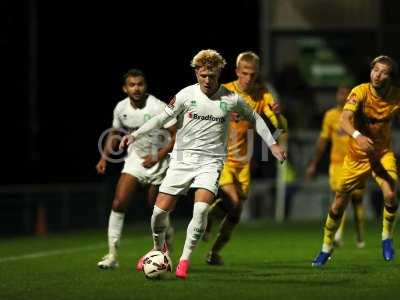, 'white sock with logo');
108,210,125,256
180,202,209,261
151,205,170,250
